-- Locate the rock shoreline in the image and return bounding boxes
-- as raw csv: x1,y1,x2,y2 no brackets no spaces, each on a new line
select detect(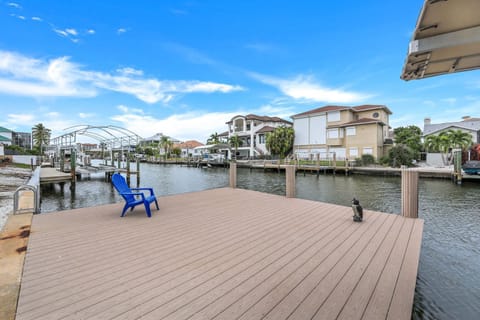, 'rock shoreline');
0,166,32,232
